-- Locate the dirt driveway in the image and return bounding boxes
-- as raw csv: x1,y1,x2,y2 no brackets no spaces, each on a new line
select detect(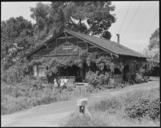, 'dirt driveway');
1,80,159,127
